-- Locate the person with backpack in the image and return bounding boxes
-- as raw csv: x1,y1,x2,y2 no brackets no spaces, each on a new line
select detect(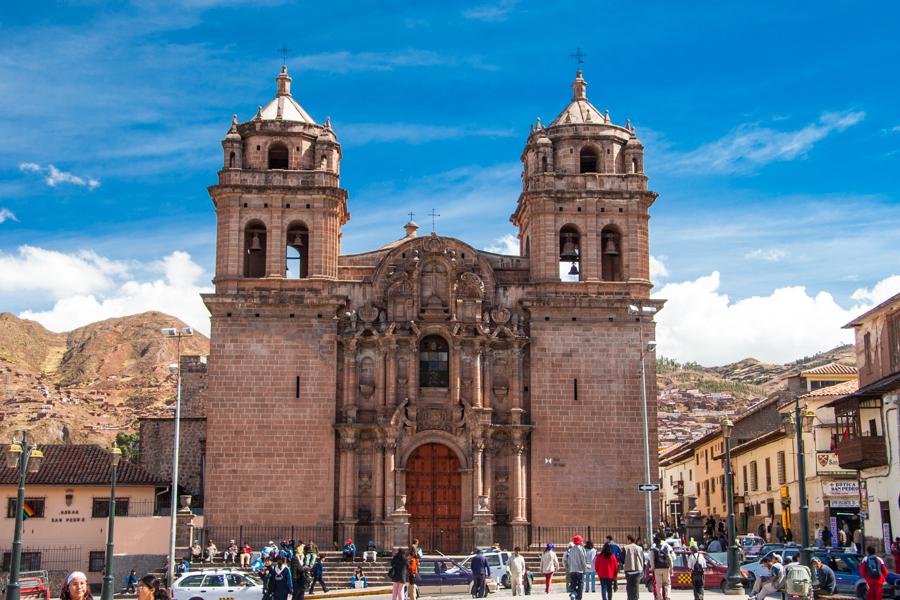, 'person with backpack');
650,536,674,600
686,546,706,600
594,542,619,600
308,555,328,595
860,546,888,600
